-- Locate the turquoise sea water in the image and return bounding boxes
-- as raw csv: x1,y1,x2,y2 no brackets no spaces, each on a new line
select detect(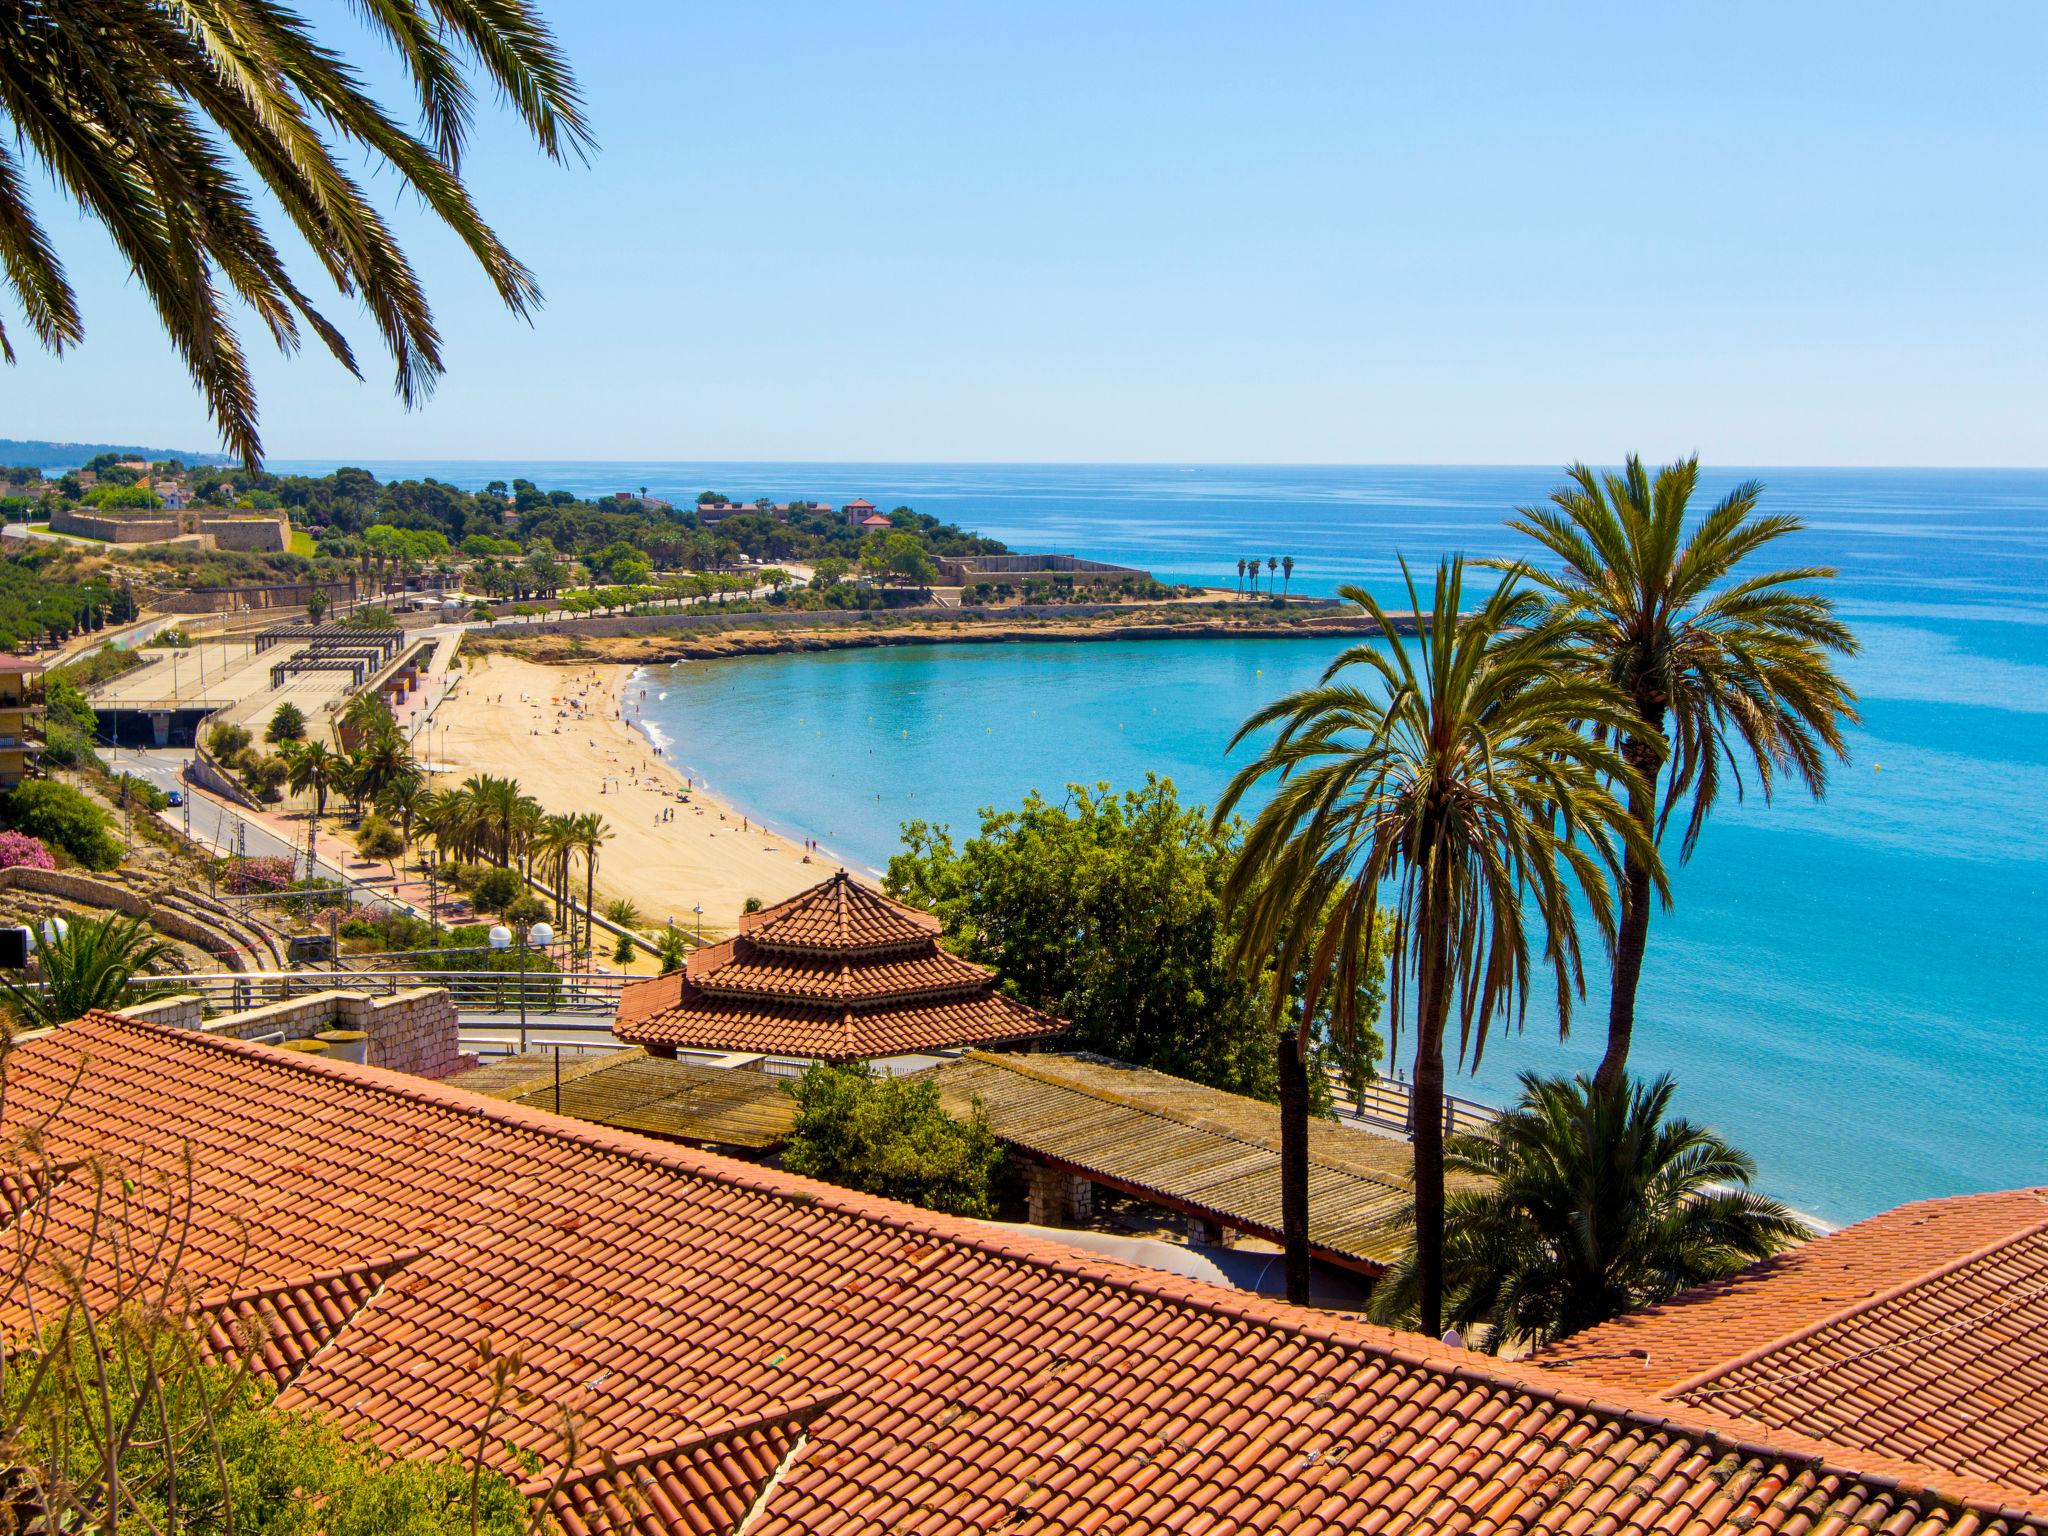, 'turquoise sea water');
285,461,2048,1222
